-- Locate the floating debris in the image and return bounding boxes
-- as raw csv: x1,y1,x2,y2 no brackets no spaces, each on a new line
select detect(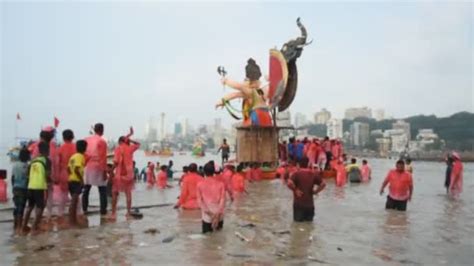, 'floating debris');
162,236,175,243
85,245,99,249
138,242,148,247
298,228,305,232
372,249,392,261
308,256,329,264
227,253,253,258
188,234,206,240
239,223,256,228
34,244,55,252
275,251,287,257
235,231,250,242
337,247,343,251
144,228,160,235
272,230,290,235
